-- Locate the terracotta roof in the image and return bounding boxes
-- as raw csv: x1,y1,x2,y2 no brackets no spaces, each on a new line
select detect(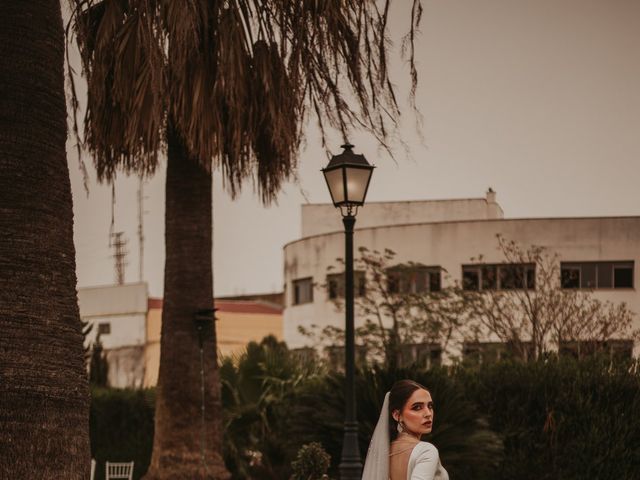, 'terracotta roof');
147,298,282,315
148,298,164,309
217,300,282,315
